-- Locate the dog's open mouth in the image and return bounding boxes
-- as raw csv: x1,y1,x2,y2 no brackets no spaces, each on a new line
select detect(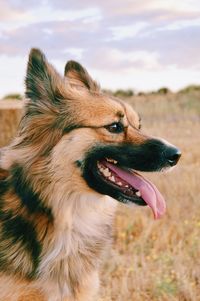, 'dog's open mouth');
95,158,166,219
